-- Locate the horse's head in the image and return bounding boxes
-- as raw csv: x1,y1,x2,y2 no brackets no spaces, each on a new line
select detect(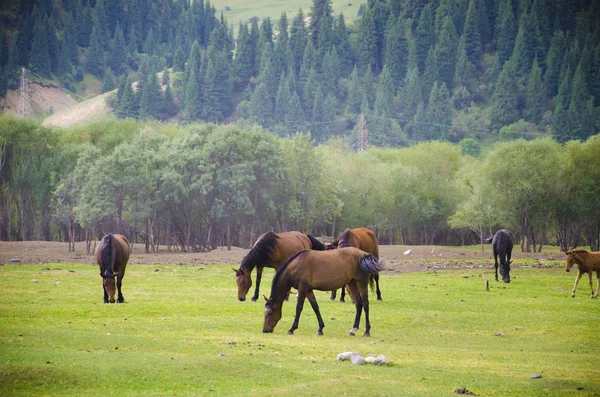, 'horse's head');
102,272,117,303
565,251,577,272
499,259,511,283
262,296,282,333
233,268,252,301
